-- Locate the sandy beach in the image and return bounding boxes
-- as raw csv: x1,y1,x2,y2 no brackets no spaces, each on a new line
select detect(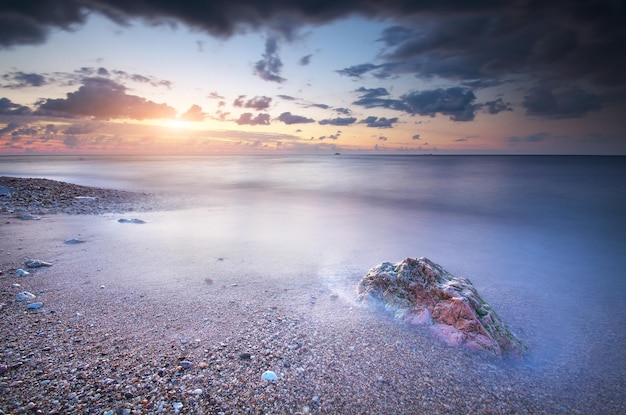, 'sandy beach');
0,177,623,414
